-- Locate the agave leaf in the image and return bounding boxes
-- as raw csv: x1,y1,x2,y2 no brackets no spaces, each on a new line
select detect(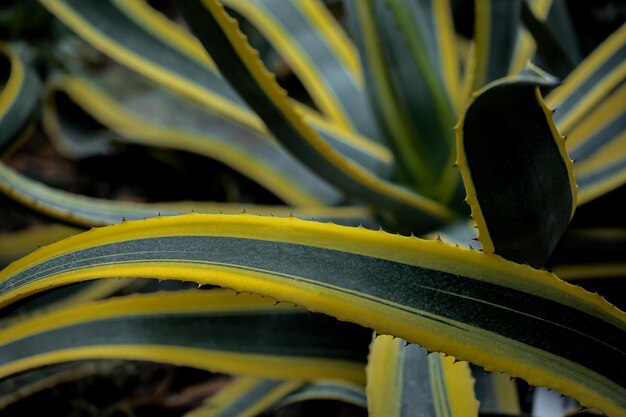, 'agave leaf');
345,0,459,199
565,82,626,204
545,0,582,65
547,23,626,135
509,0,552,74
0,224,78,268
183,377,302,417
0,214,623,416
0,43,41,155
472,0,522,90
176,0,458,233
273,380,366,409
519,0,576,78
45,72,345,206
472,371,521,415
0,362,117,408
456,66,576,267
567,82,626,164
575,146,626,206
366,335,478,417
0,290,370,382
548,228,626,281
0,160,375,228
222,0,380,140
38,0,391,168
